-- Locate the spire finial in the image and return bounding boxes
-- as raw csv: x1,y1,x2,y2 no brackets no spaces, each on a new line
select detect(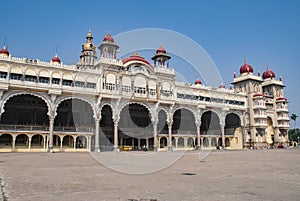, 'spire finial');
266,64,269,70
55,46,58,57
244,58,247,64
